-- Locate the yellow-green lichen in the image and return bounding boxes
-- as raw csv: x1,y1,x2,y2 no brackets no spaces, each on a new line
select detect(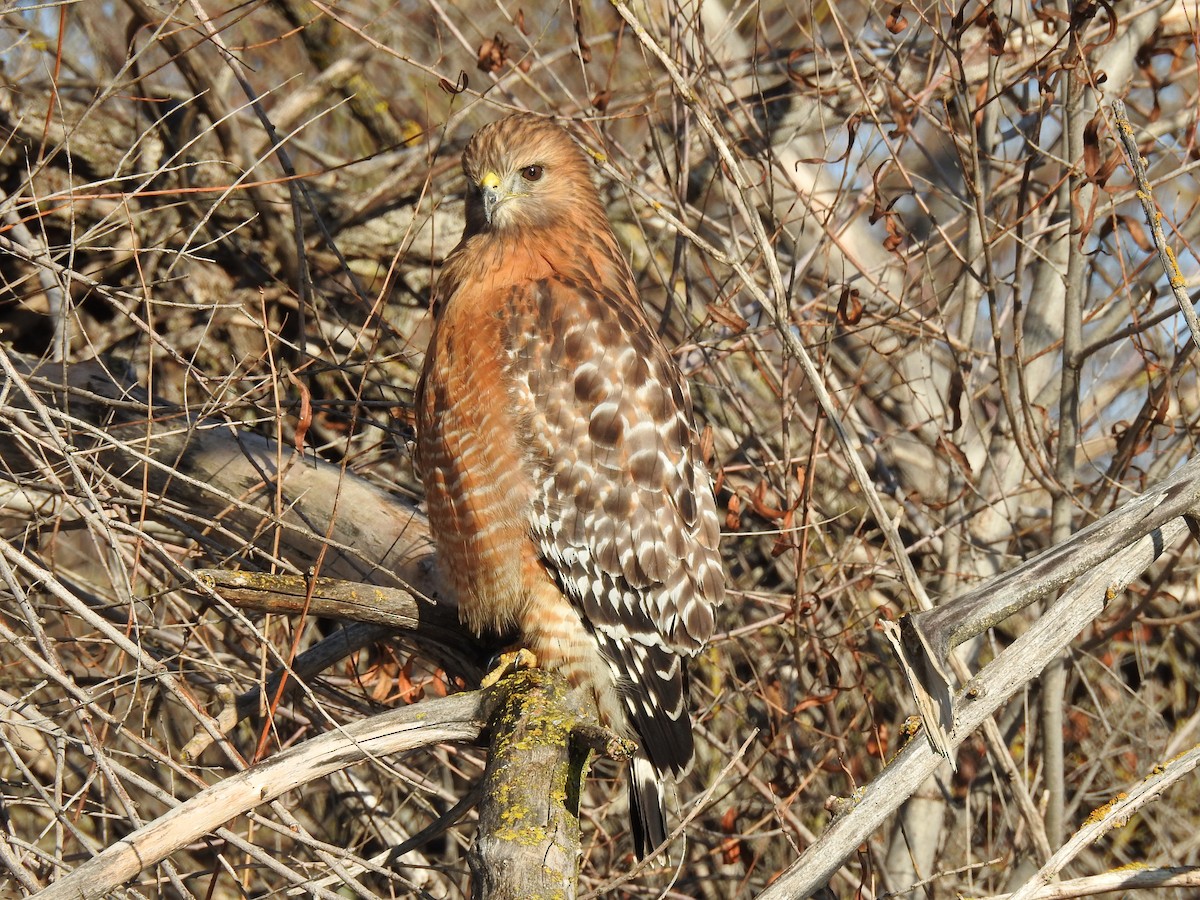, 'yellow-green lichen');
1083,791,1128,827
1111,861,1151,872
